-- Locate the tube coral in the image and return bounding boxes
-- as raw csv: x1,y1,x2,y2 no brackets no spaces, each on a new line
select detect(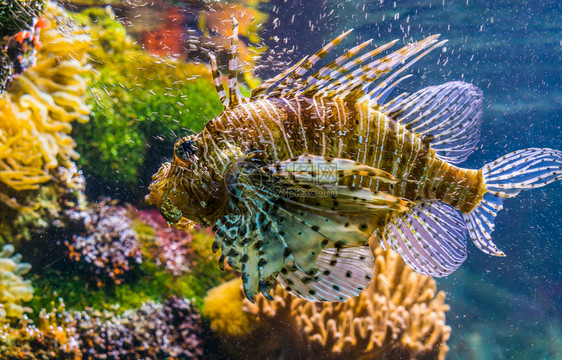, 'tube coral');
204,244,451,360
0,244,33,318
0,2,90,192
